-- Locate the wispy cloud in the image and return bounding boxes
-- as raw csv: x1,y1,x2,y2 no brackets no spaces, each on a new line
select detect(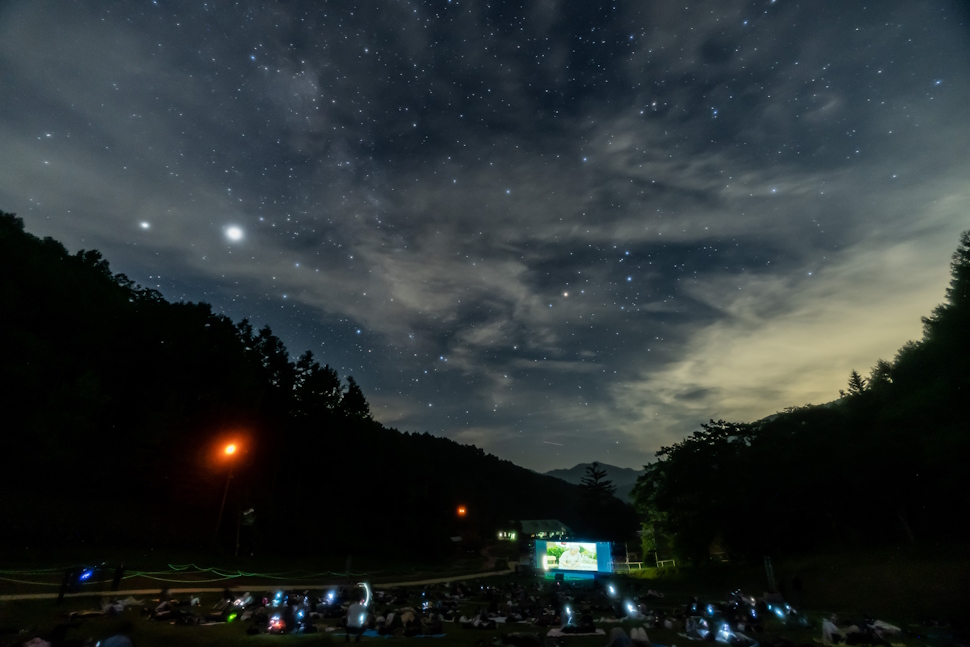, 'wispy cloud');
2,0,968,471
